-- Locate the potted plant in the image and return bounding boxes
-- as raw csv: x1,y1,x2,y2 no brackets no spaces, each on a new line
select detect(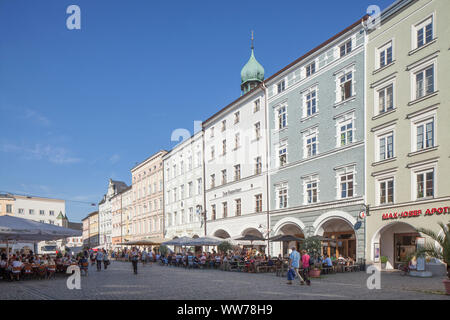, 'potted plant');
309,263,322,278
159,244,169,257
416,221,450,295
218,241,233,254
300,237,322,278
380,256,388,269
